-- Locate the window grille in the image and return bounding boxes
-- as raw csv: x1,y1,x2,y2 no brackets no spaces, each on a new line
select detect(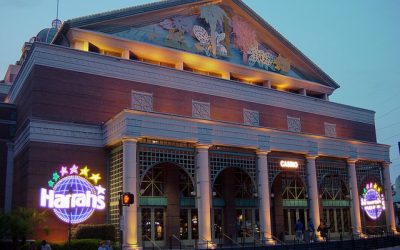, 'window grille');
267,156,306,189
355,161,383,188
108,146,123,239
